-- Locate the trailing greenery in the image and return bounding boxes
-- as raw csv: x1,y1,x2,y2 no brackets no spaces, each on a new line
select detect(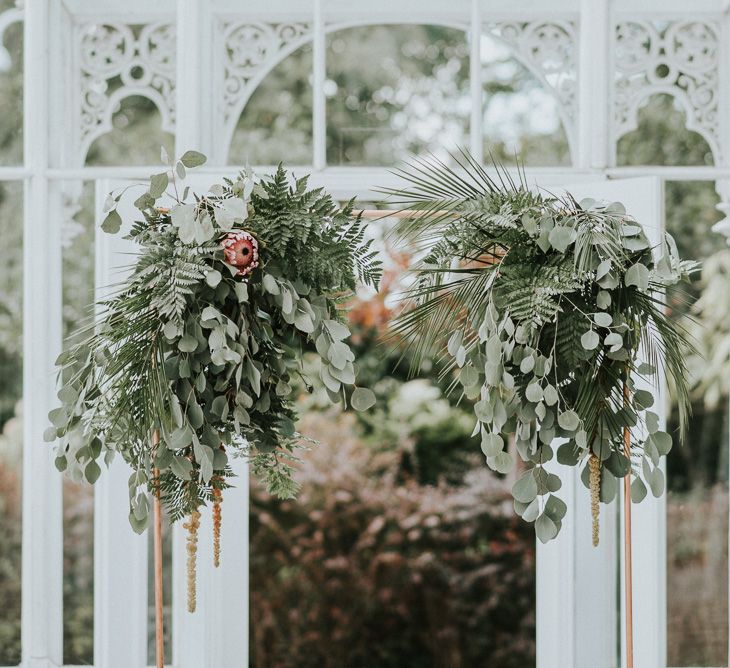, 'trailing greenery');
385,152,698,543
46,149,381,530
